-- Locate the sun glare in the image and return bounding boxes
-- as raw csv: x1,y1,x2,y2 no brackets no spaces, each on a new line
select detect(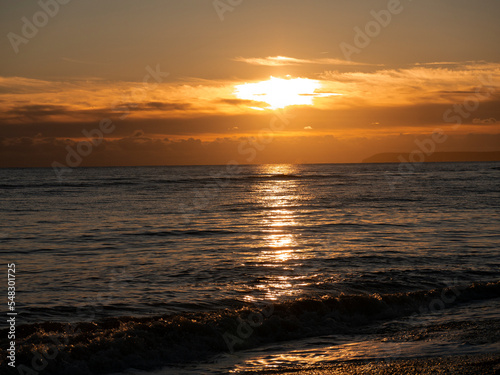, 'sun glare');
234,76,325,109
